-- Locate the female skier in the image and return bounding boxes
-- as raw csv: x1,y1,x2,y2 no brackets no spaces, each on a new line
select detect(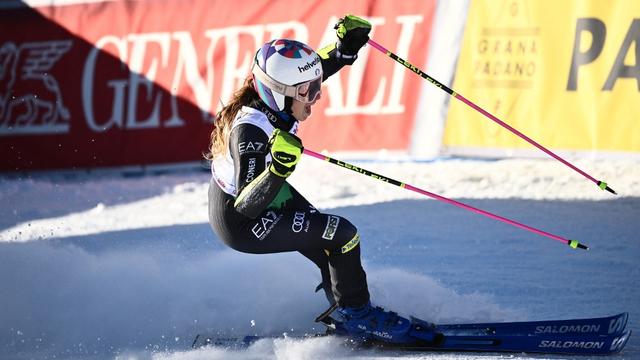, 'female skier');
207,15,415,343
